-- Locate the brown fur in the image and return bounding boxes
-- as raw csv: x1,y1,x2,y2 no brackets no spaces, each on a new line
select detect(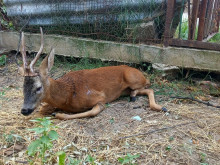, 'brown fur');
39,65,164,120
19,28,166,120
